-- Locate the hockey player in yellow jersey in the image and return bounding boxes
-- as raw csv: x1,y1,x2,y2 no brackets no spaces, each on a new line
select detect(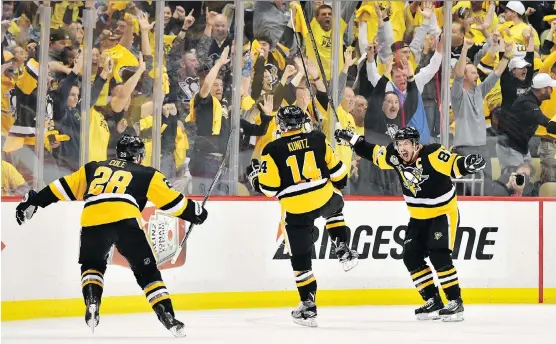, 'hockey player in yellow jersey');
246,105,358,327
15,134,208,337
335,127,486,322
